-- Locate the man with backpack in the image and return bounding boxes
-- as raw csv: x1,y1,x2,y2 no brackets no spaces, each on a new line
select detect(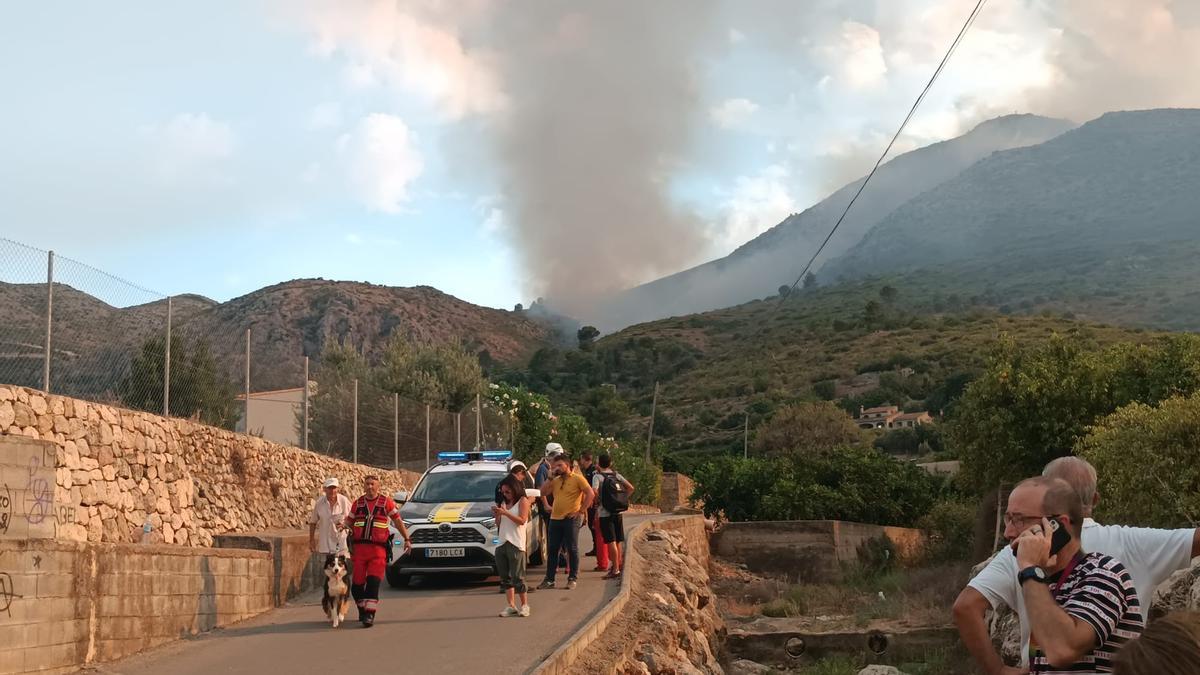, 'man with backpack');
579,452,607,571
591,454,634,579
